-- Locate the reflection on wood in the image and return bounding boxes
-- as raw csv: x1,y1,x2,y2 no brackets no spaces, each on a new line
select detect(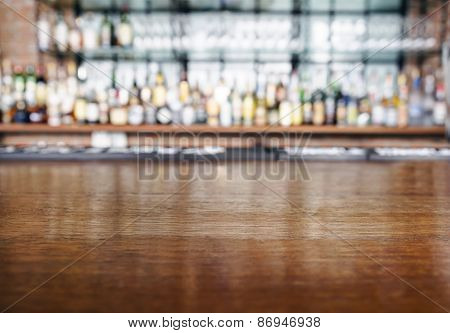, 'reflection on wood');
0,161,449,312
